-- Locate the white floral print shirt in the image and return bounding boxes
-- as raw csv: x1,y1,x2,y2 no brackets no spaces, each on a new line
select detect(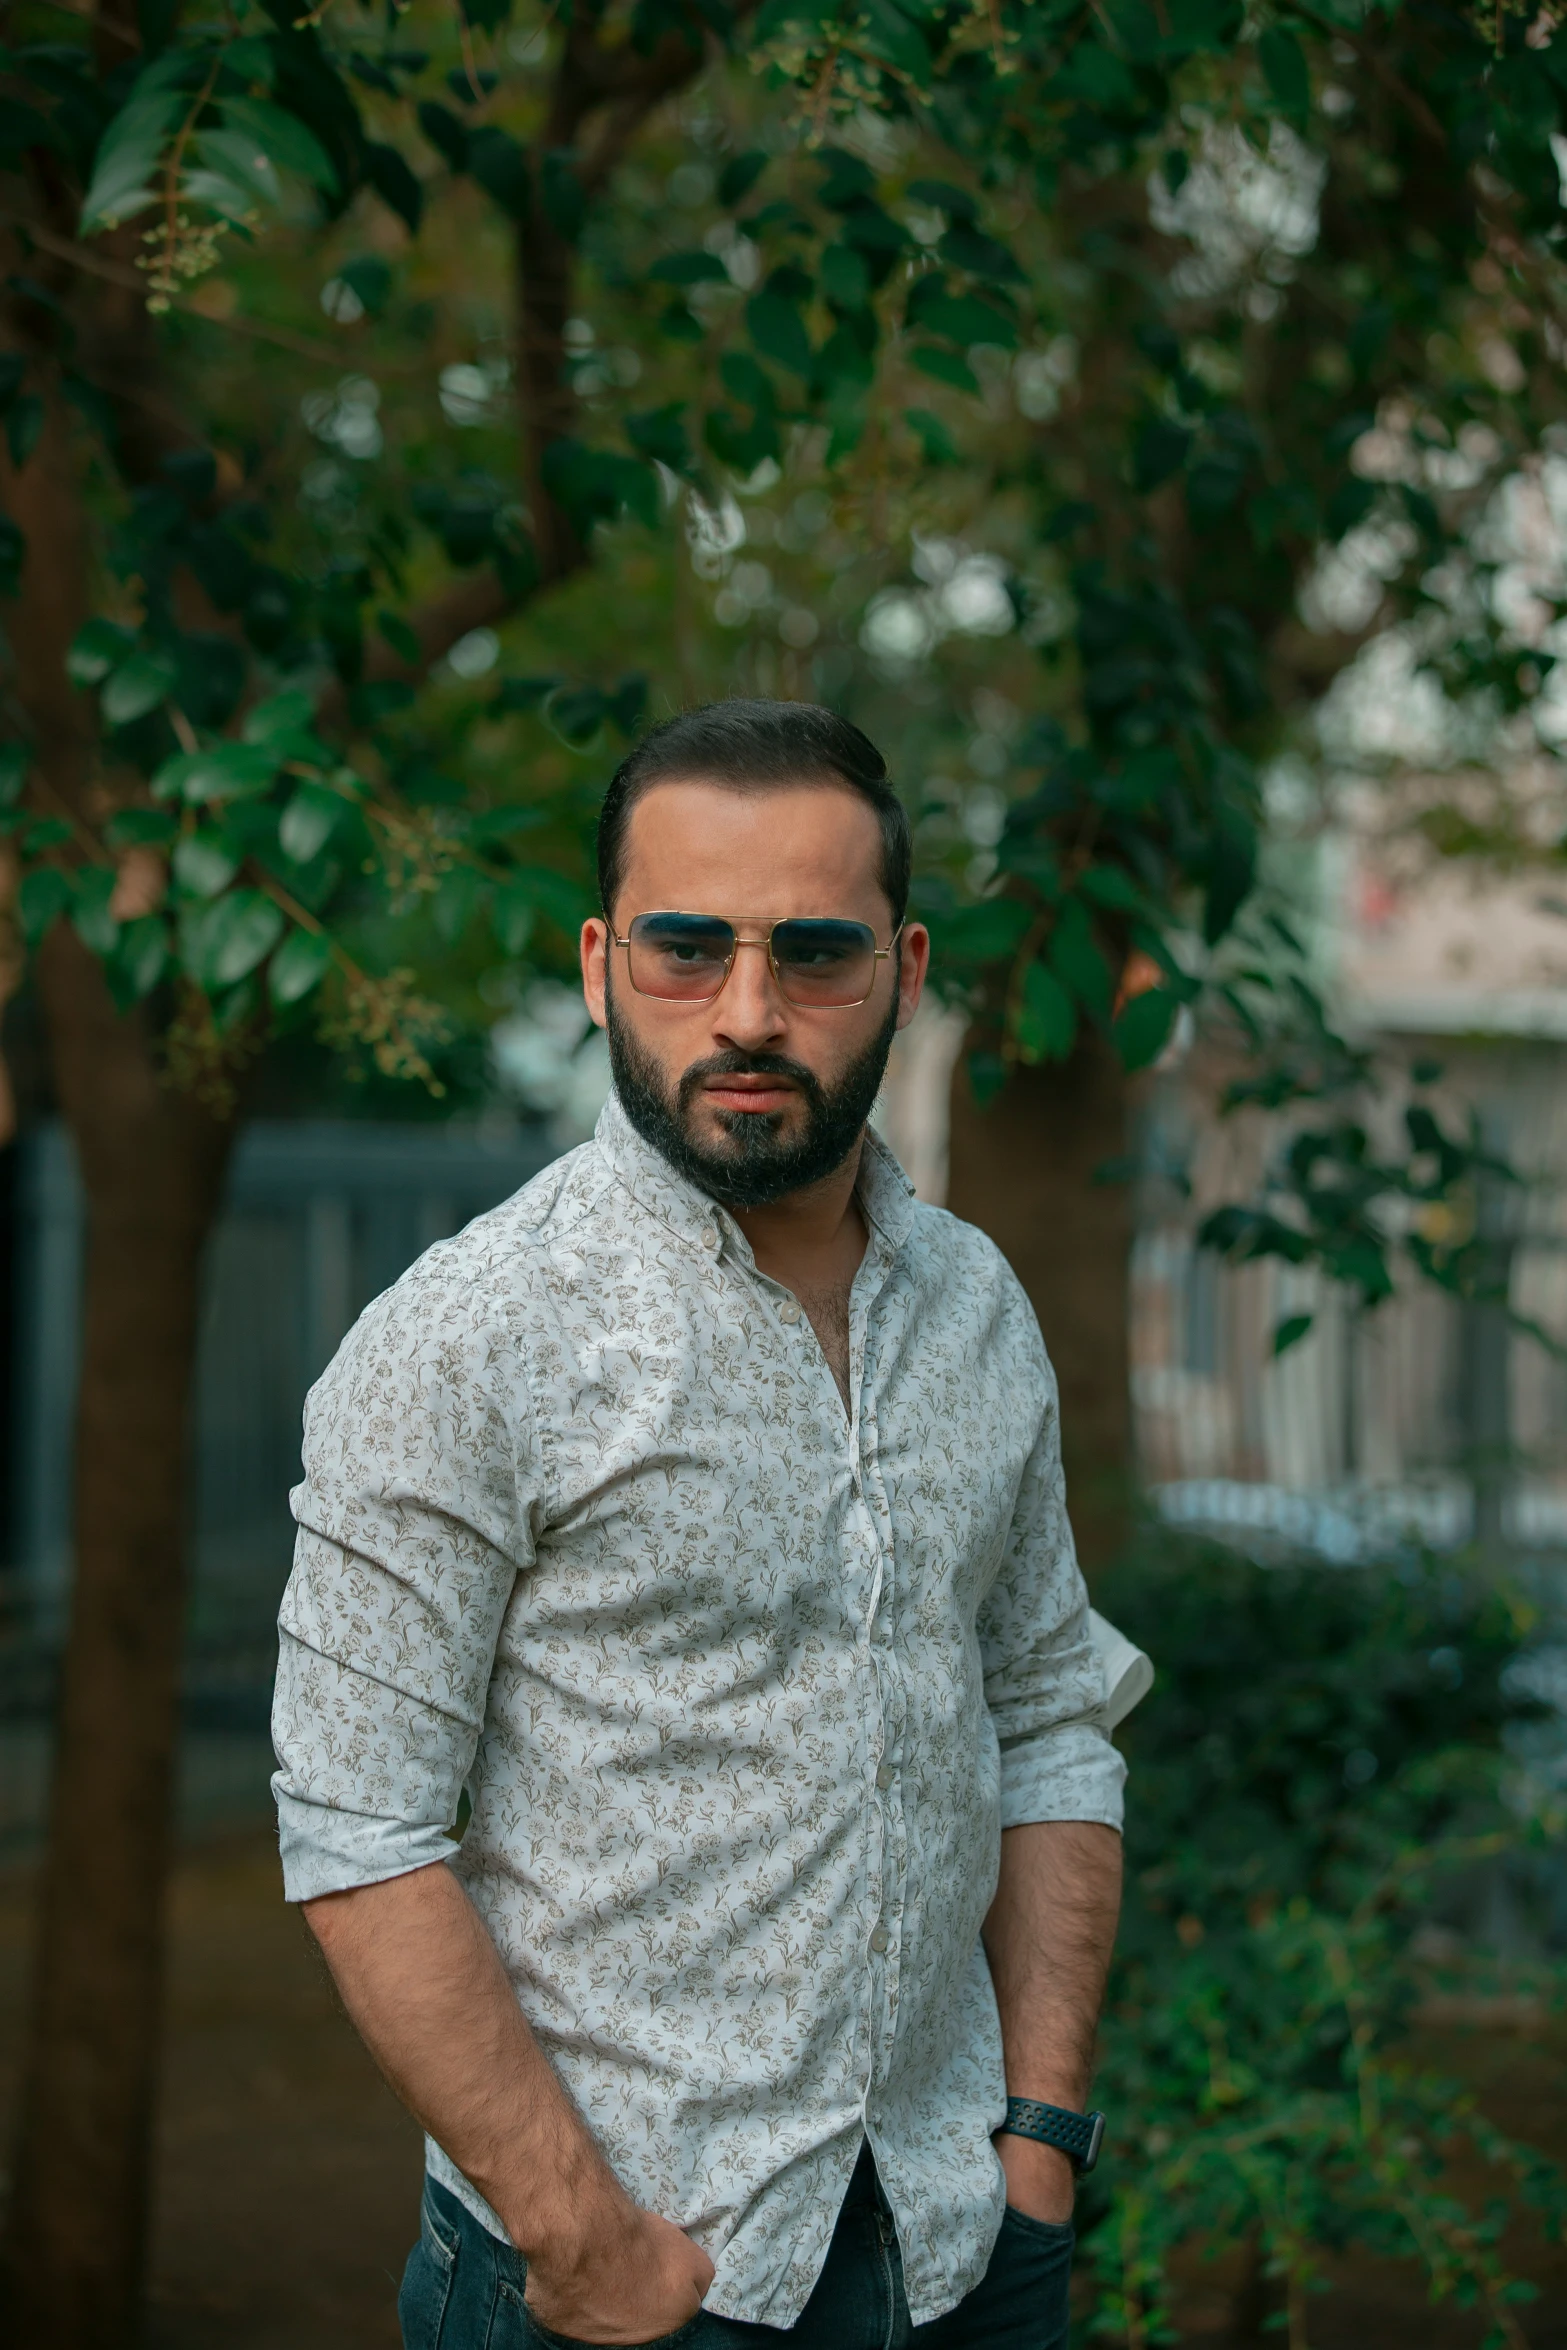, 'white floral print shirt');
271,1093,1124,2328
